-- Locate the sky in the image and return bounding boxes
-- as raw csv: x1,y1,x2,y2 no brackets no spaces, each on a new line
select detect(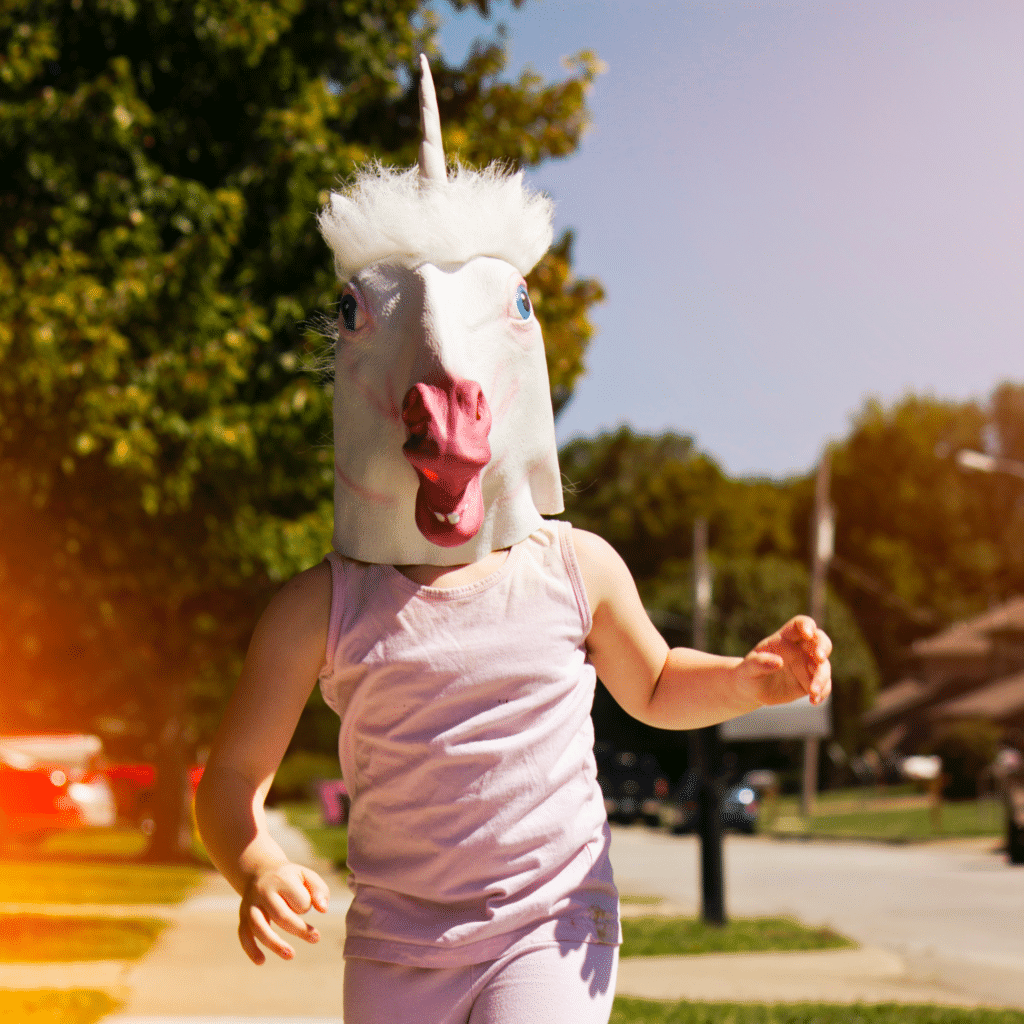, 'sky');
434,1,1024,478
